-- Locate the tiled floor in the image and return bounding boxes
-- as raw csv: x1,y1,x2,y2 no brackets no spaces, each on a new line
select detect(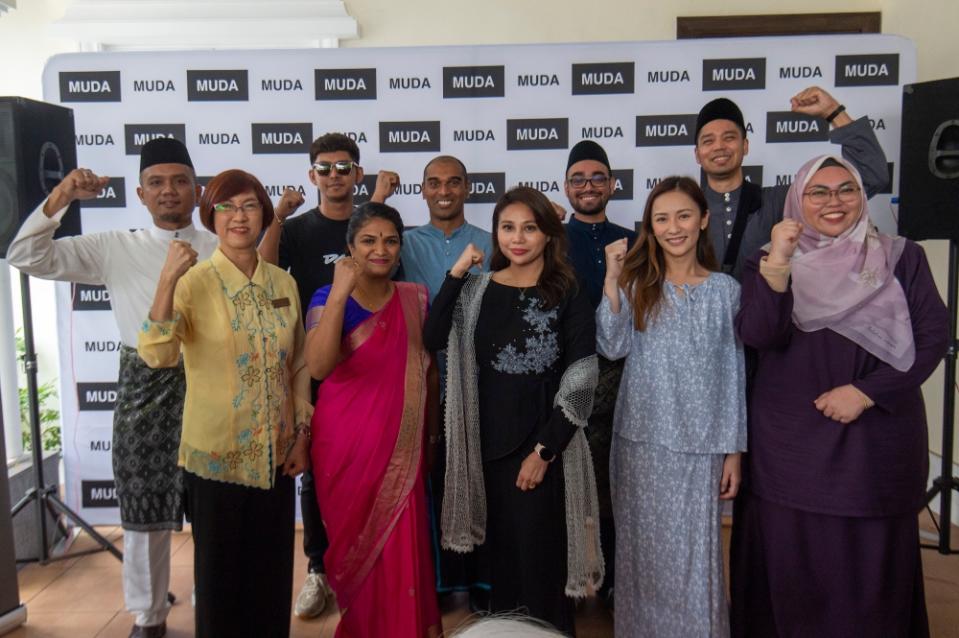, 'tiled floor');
9,512,959,637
